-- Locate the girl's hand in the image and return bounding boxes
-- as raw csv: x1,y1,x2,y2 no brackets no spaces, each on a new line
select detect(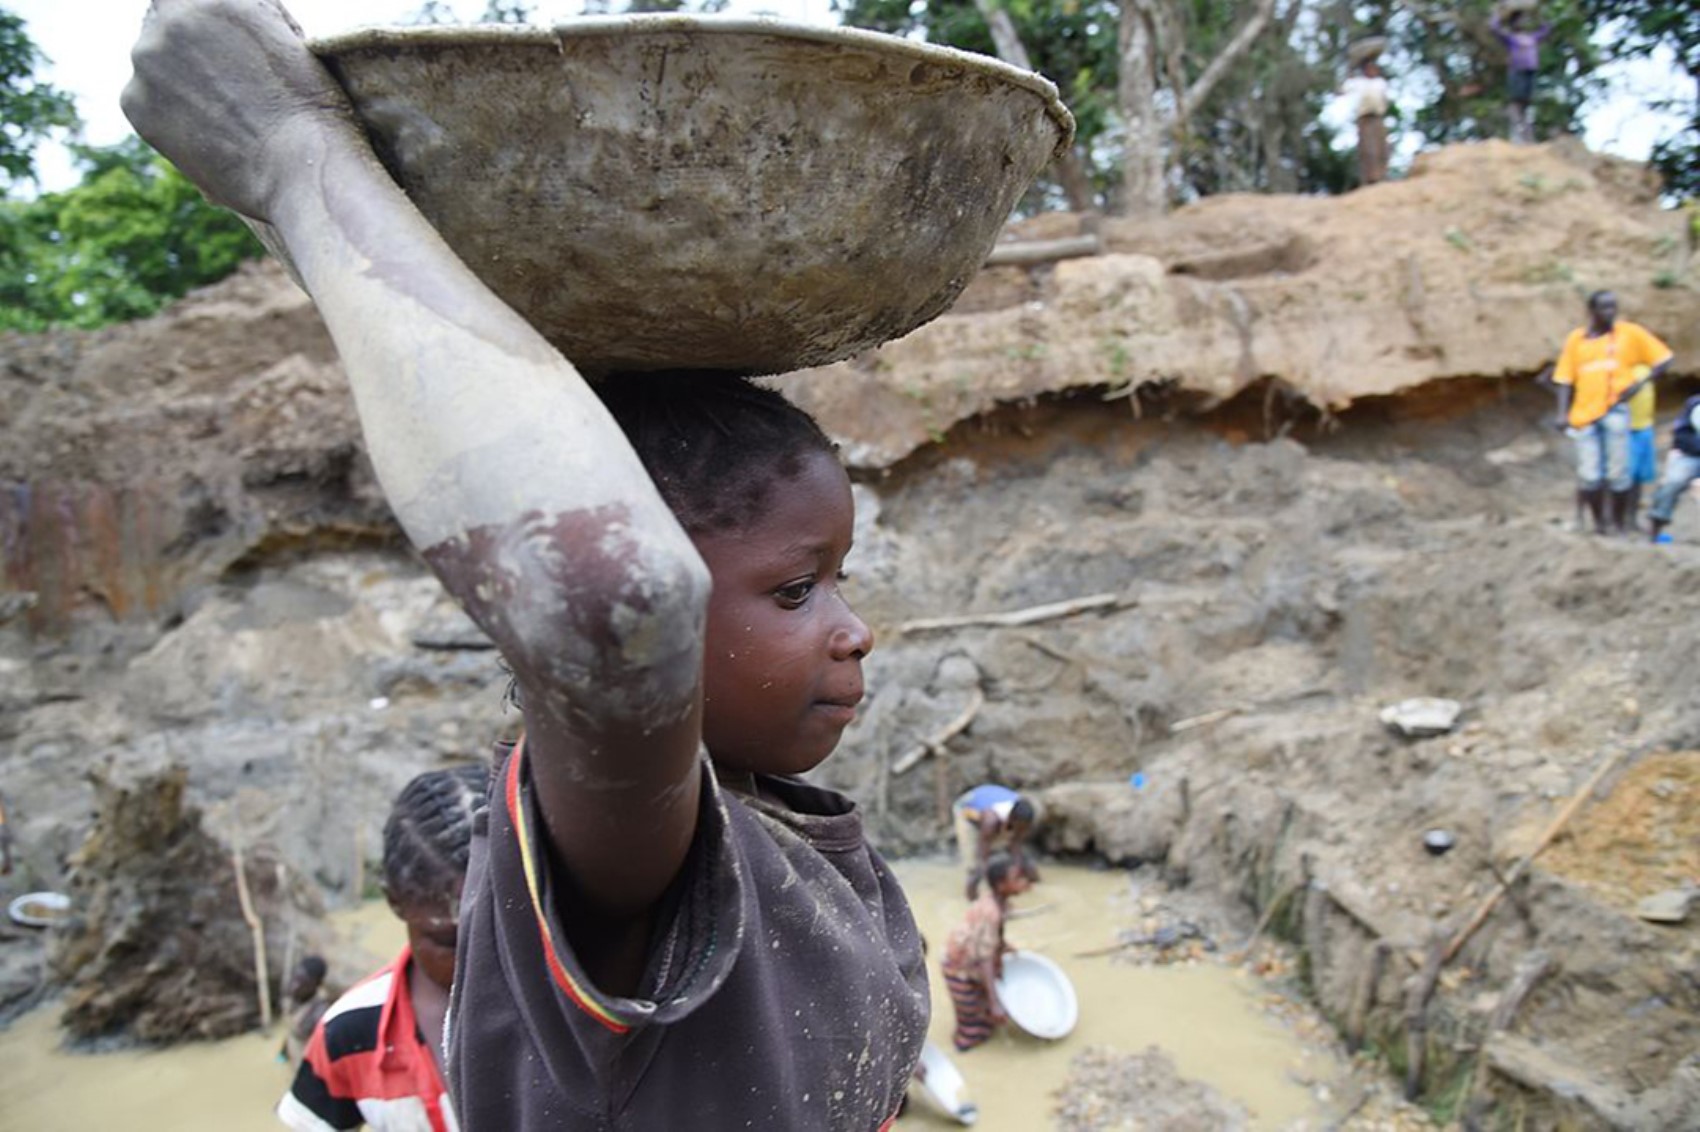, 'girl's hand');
122,0,363,223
